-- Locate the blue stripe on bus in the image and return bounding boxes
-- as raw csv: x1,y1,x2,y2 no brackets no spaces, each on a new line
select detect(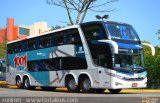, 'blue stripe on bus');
117,43,142,49
27,47,57,61
29,71,49,86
